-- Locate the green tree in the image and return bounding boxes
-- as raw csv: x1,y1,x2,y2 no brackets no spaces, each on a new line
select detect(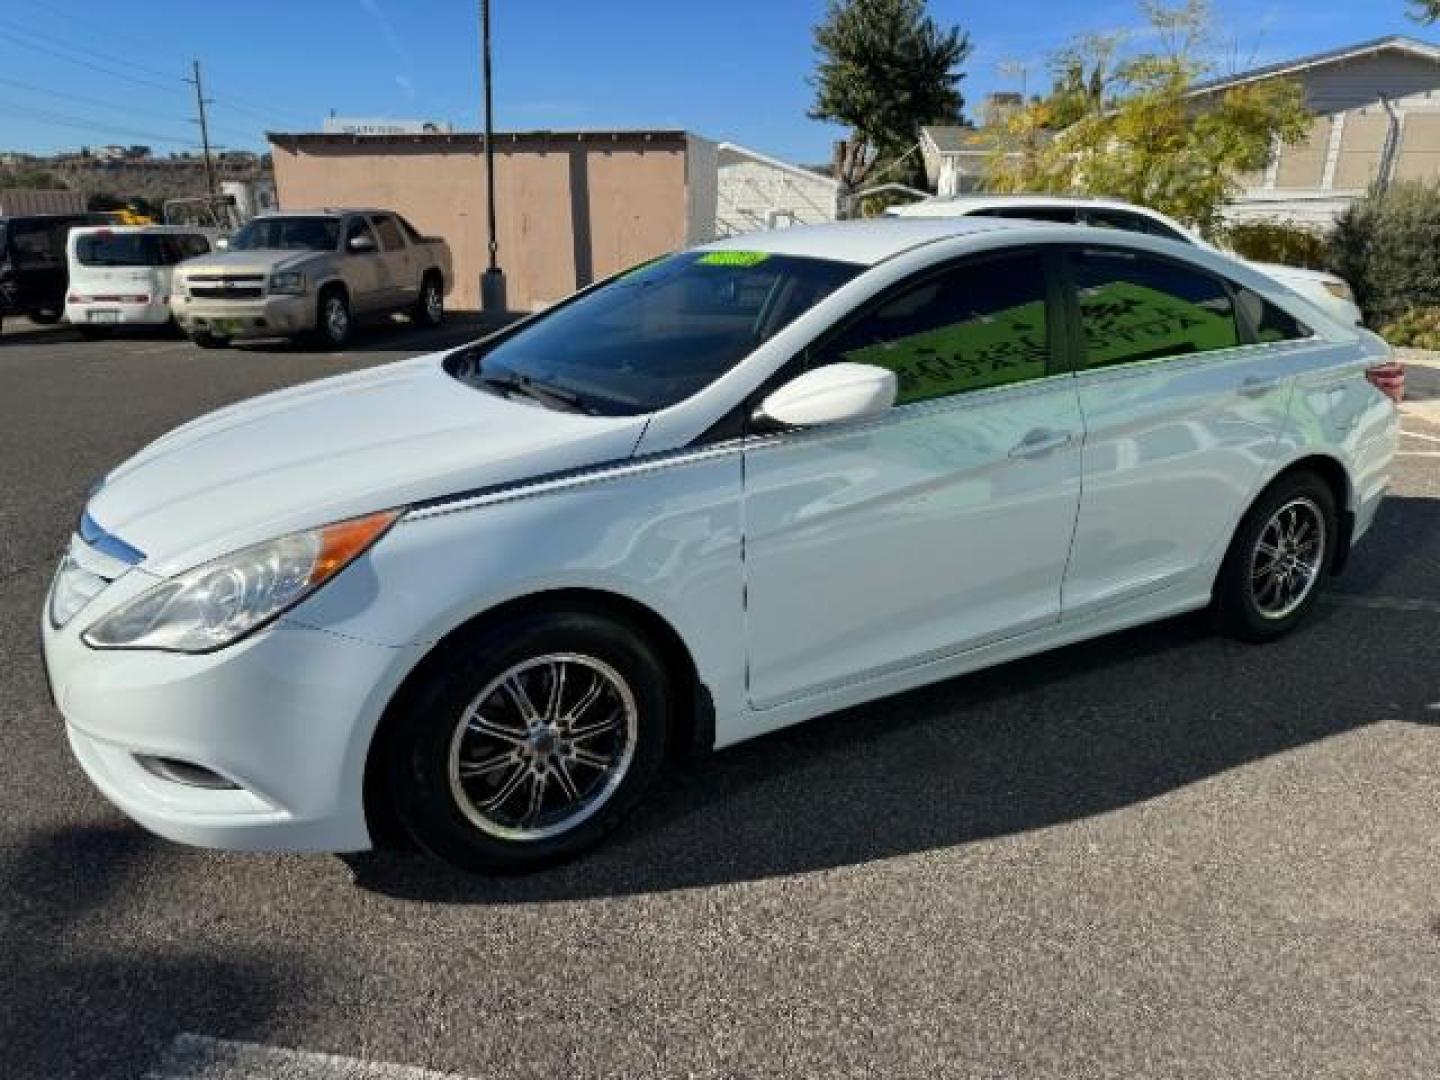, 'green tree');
809,0,971,199
1411,0,1440,22
985,1,1311,239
